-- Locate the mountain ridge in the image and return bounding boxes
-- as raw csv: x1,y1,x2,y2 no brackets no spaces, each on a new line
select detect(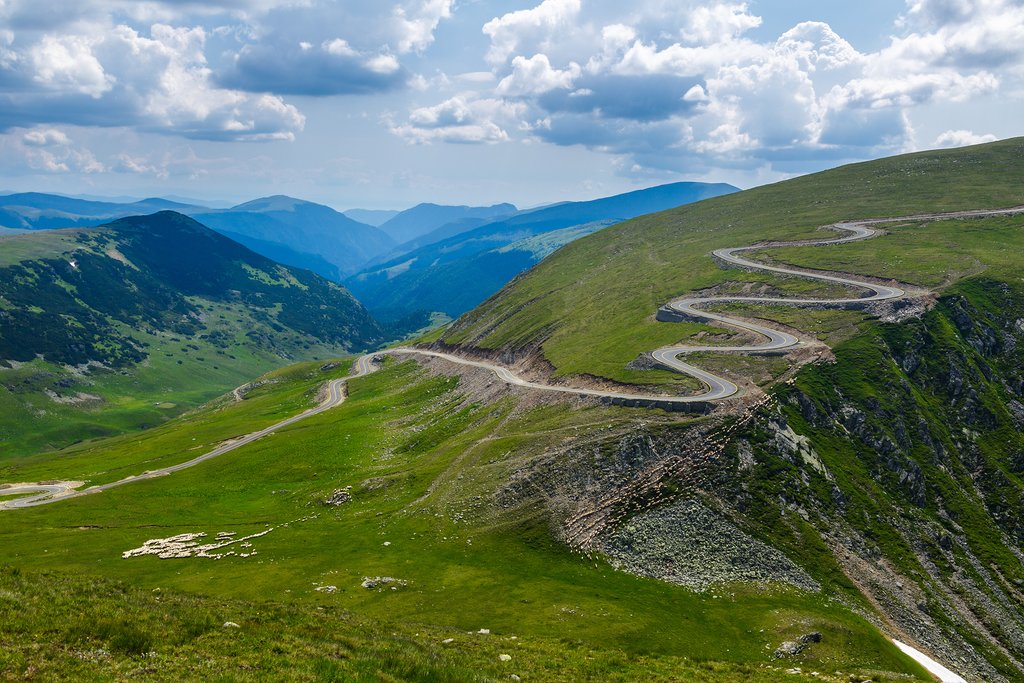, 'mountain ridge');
376,201,518,244
347,181,739,319
0,210,387,455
